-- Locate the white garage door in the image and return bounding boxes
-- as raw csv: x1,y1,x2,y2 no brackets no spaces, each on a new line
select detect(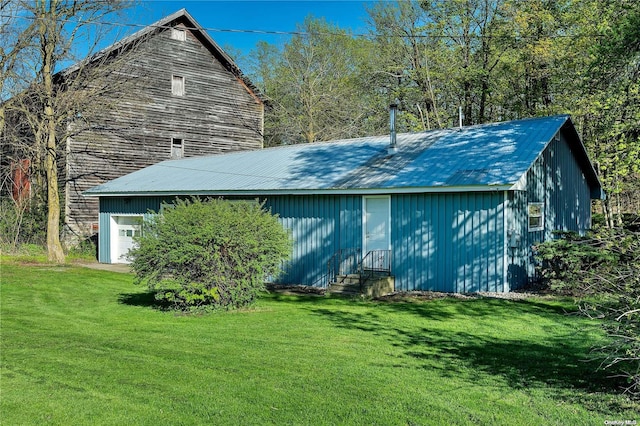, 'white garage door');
111,216,142,263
